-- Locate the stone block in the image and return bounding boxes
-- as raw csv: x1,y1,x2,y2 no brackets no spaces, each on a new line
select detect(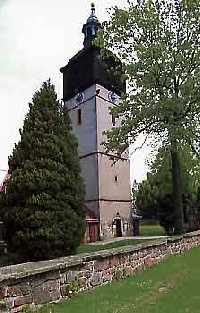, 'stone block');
30,272,60,290
14,295,33,307
7,282,31,296
66,271,80,282
59,273,67,285
102,271,112,283
82,261,94,271
6,286,23,297
0,286,7,299
60,285,69,298
94,259,110,271
109,256,119,267
11,306,24,313
144,257,154,268
32,280,60,304
4,297,14,310
90,272,102,287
